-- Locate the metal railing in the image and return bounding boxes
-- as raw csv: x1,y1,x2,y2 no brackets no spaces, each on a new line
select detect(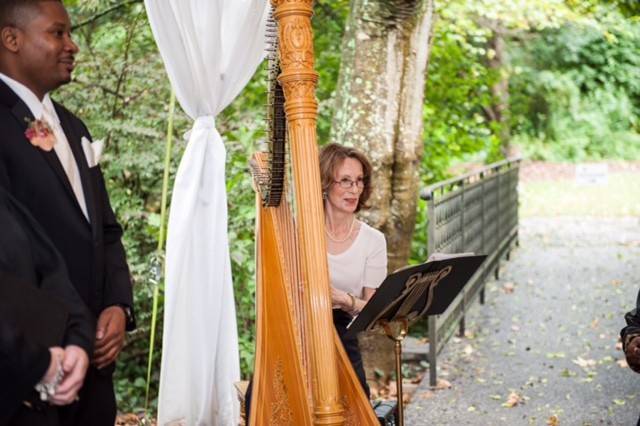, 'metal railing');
421,157,521,385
